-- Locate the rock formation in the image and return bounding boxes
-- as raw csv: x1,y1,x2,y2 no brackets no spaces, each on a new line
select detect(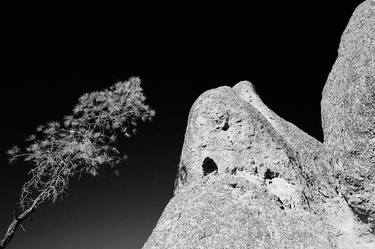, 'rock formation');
321,0,375,229
143,1,375,248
